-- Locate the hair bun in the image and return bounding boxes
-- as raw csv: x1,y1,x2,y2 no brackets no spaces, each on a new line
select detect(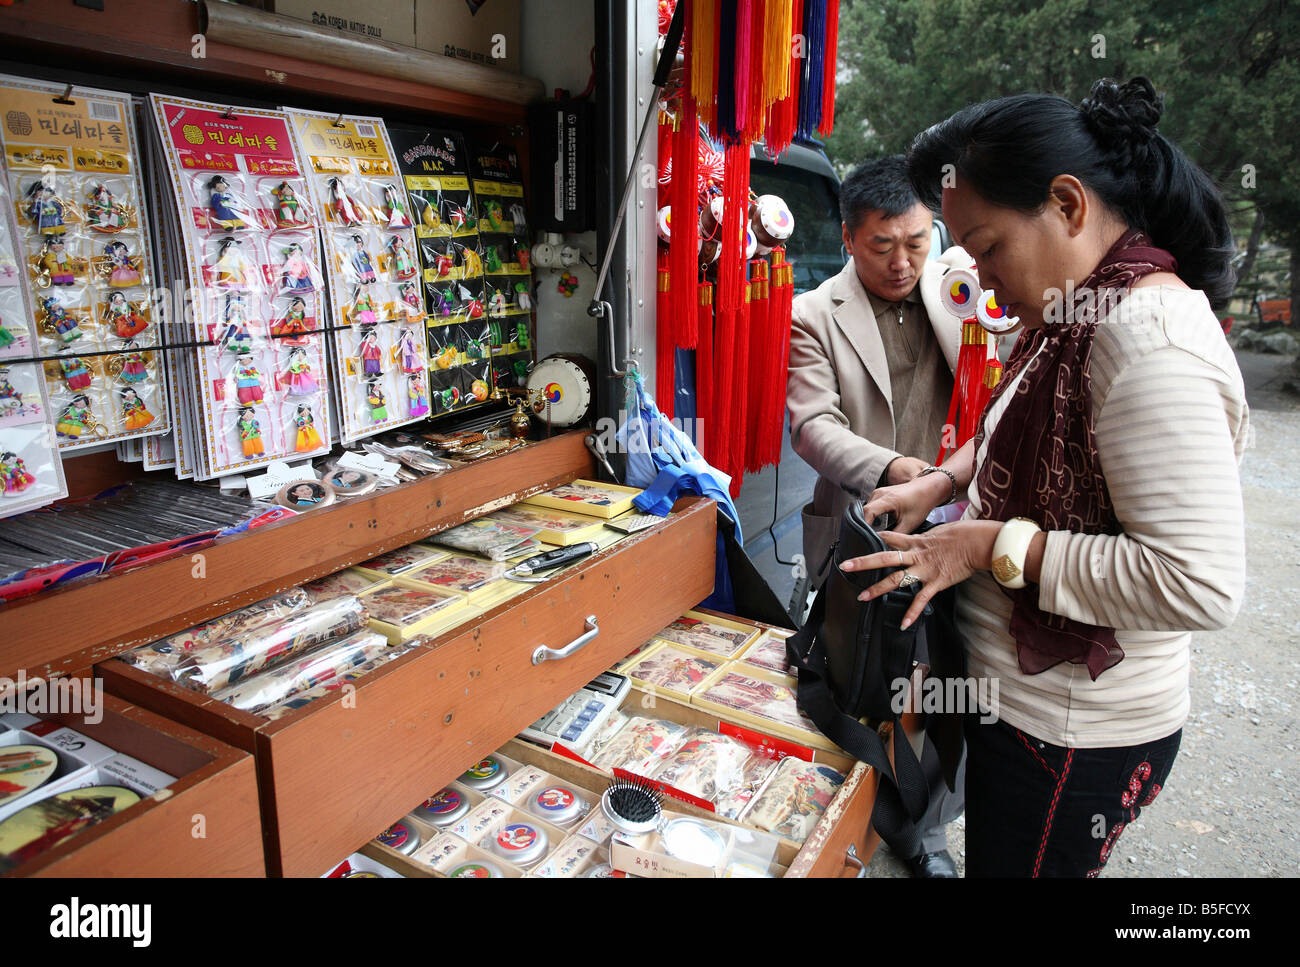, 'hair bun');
1080,77,1163,168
